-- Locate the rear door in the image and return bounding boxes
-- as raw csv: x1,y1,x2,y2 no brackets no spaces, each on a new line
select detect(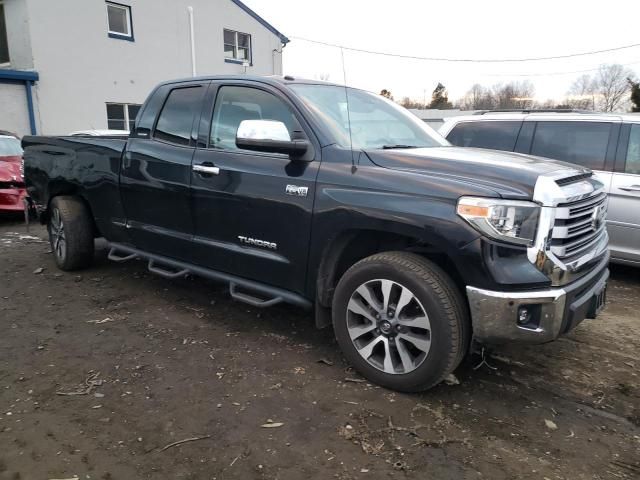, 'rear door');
189,82,320,293
608,123,640,263
120,82,207,260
